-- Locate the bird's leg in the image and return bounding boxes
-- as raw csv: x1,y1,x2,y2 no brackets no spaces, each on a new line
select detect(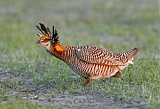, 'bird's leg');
83,78,90,86
83,75,102,86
